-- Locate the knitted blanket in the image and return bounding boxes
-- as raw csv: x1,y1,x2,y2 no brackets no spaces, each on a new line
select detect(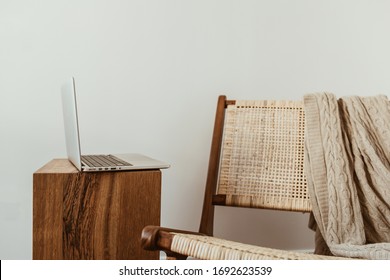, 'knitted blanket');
304,93,390,259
